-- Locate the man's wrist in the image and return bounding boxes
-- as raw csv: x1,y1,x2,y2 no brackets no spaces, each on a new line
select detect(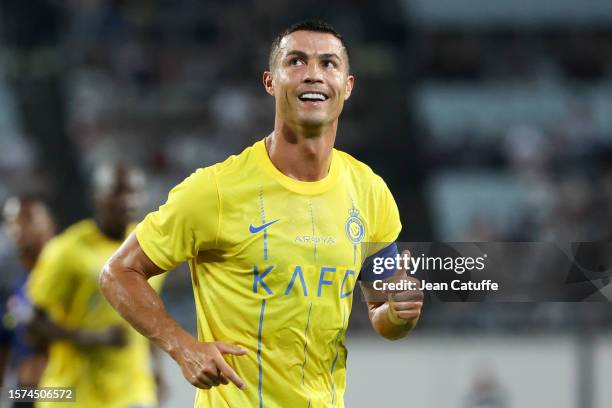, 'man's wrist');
163,326,195,361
